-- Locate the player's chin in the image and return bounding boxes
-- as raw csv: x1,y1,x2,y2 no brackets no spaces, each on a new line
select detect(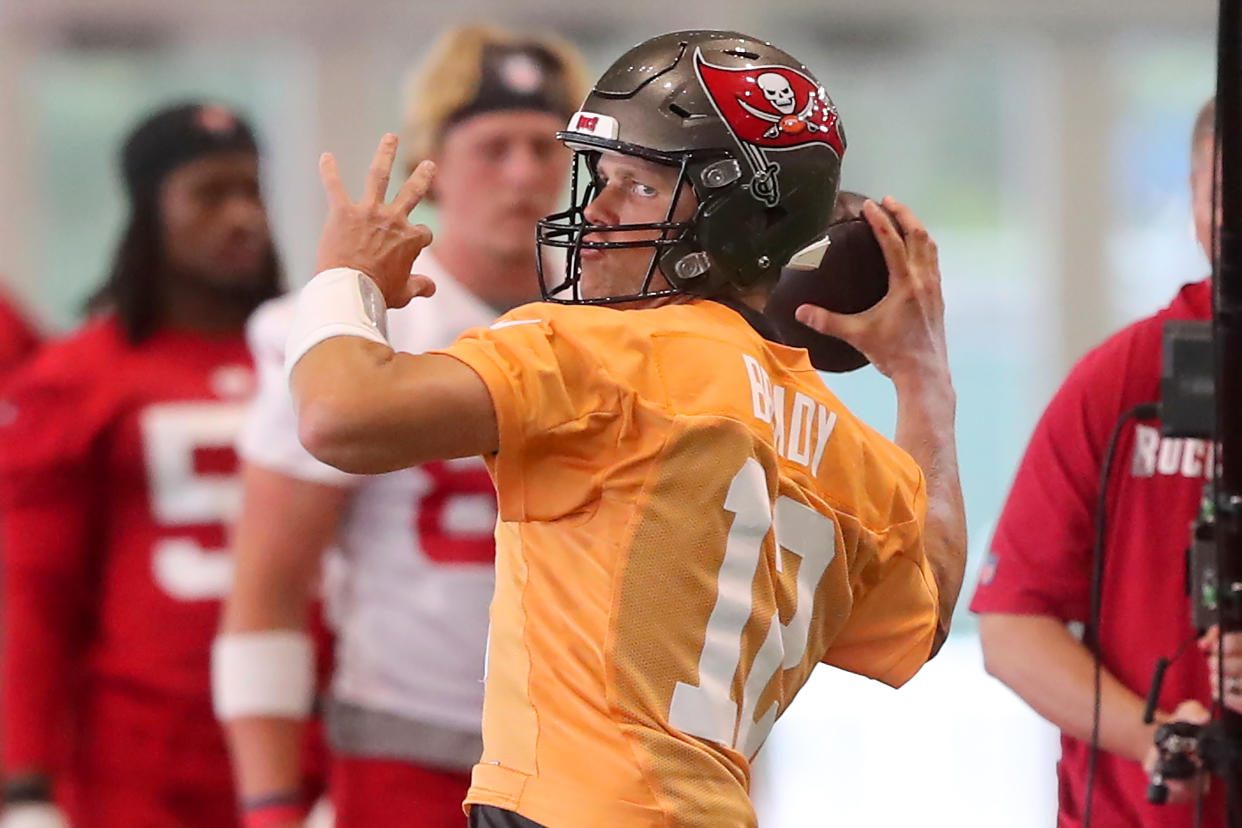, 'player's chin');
184,258,270,301
487,236,534,265
492,218,537,251
207,248,267,283
577,262,611,300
